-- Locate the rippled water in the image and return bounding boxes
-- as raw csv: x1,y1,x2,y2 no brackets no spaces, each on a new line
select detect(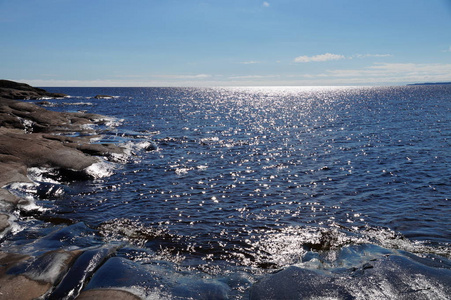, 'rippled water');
7,86,451,279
